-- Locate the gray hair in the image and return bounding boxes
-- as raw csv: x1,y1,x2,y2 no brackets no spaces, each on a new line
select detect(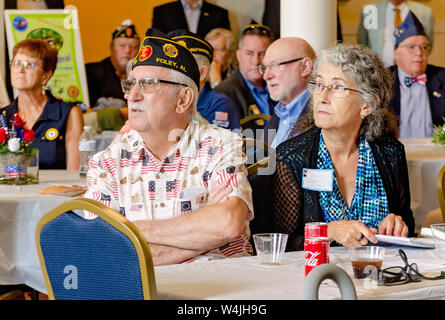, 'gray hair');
168,68,199,120
205,28,236,52
126,59,133,77
194,54,211,83
301,43,397,141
